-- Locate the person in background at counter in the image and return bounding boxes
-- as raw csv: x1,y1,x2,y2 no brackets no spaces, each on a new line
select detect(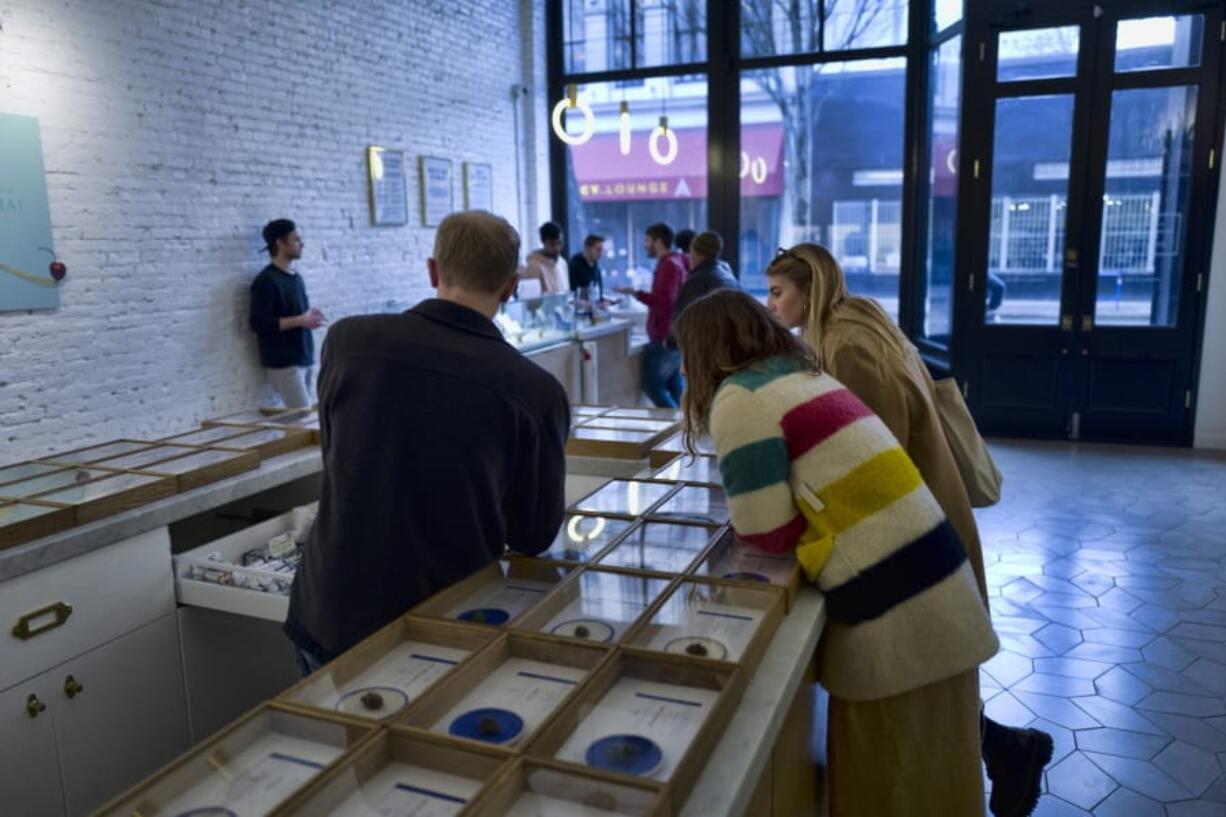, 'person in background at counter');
674,228,695,273
617,222,687,408
248,219,325,408
673,230,740,324
285,210,570,671
520,220,569,294
568,233,605,298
